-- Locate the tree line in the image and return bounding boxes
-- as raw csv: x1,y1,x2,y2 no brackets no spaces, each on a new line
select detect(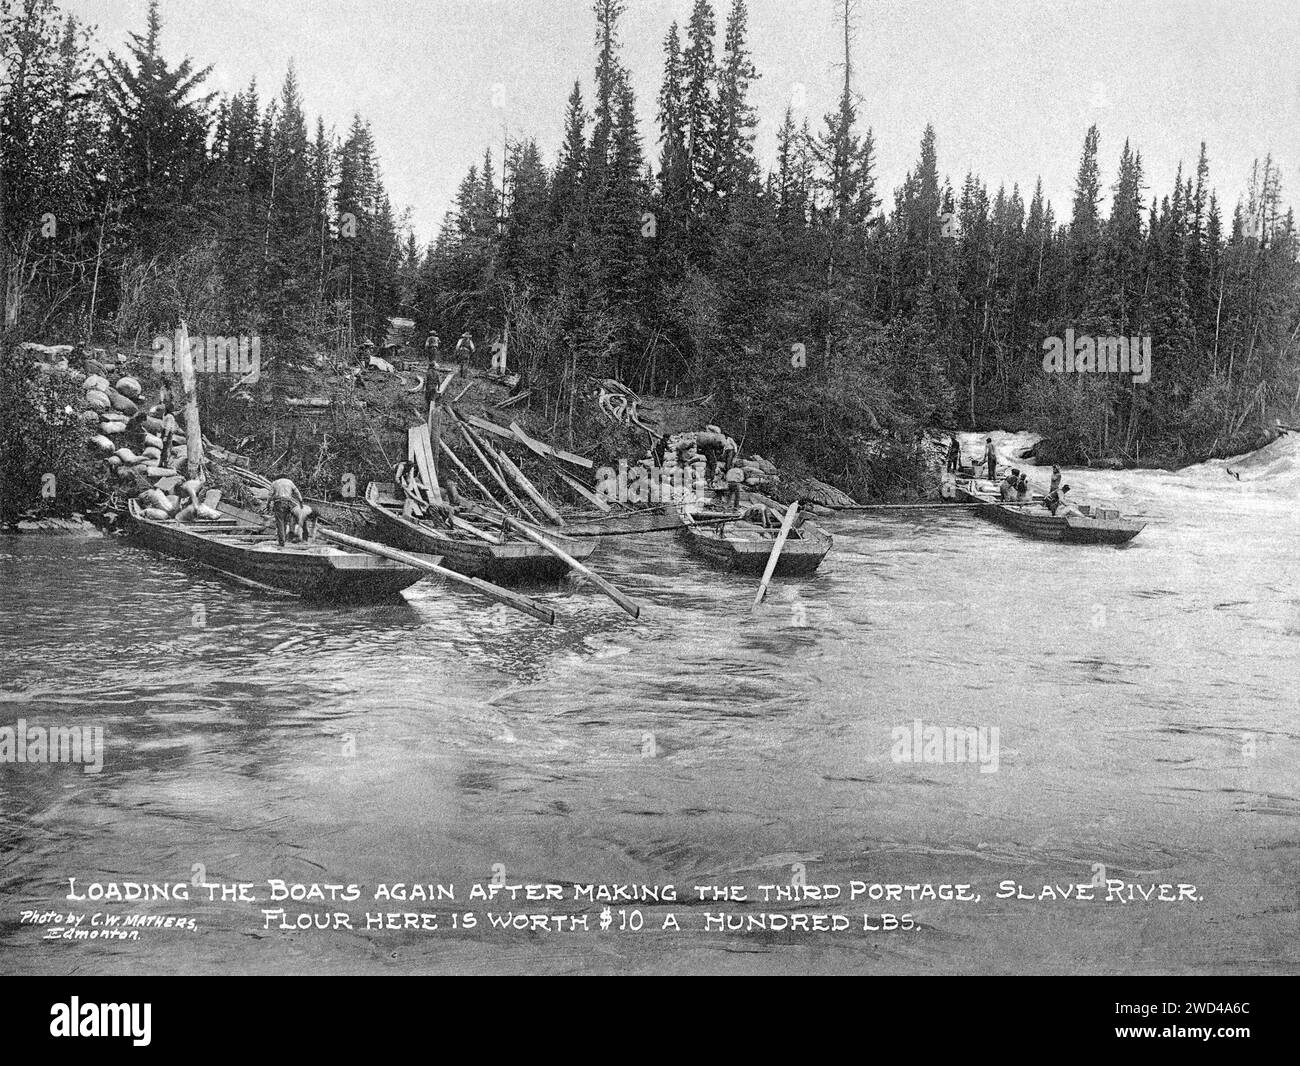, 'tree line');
3,0,1297,492
2,0,408,358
